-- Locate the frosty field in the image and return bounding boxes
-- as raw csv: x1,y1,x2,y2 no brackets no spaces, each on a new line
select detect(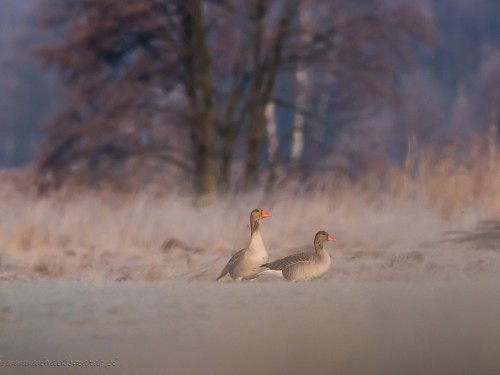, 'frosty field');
1,281,500,375
2,171,500,374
